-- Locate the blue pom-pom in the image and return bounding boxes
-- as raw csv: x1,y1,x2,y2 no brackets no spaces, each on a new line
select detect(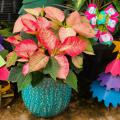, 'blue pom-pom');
22,78,71,117
90,80,120,107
